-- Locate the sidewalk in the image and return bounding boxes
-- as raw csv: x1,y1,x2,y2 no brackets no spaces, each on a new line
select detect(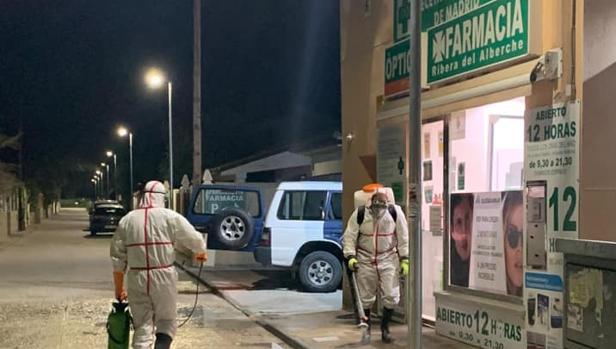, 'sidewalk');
182,265,474,349
0,221,35,251
259,310,474,349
